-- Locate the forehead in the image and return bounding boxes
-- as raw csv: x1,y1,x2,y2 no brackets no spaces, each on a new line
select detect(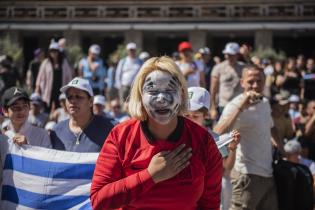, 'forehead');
144,71,173,83
308,101,315,108
11,99,29,106
66,88,88,96
244,69,263,80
